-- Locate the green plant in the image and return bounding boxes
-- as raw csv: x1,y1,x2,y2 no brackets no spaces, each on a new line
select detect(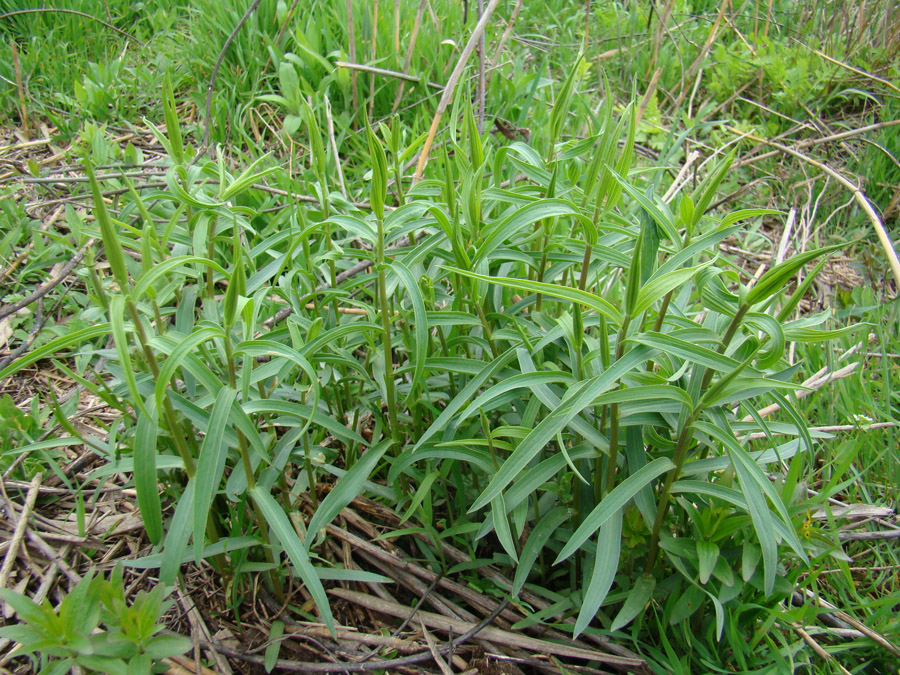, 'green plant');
0,567,190,675
2,2,897,671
